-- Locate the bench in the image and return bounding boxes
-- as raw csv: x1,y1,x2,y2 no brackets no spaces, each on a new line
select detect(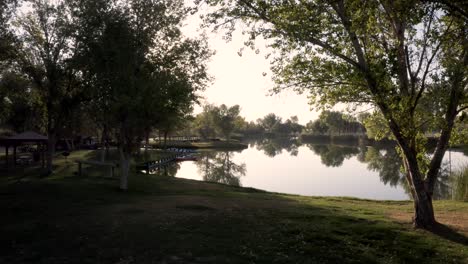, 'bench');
76,160,117,178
